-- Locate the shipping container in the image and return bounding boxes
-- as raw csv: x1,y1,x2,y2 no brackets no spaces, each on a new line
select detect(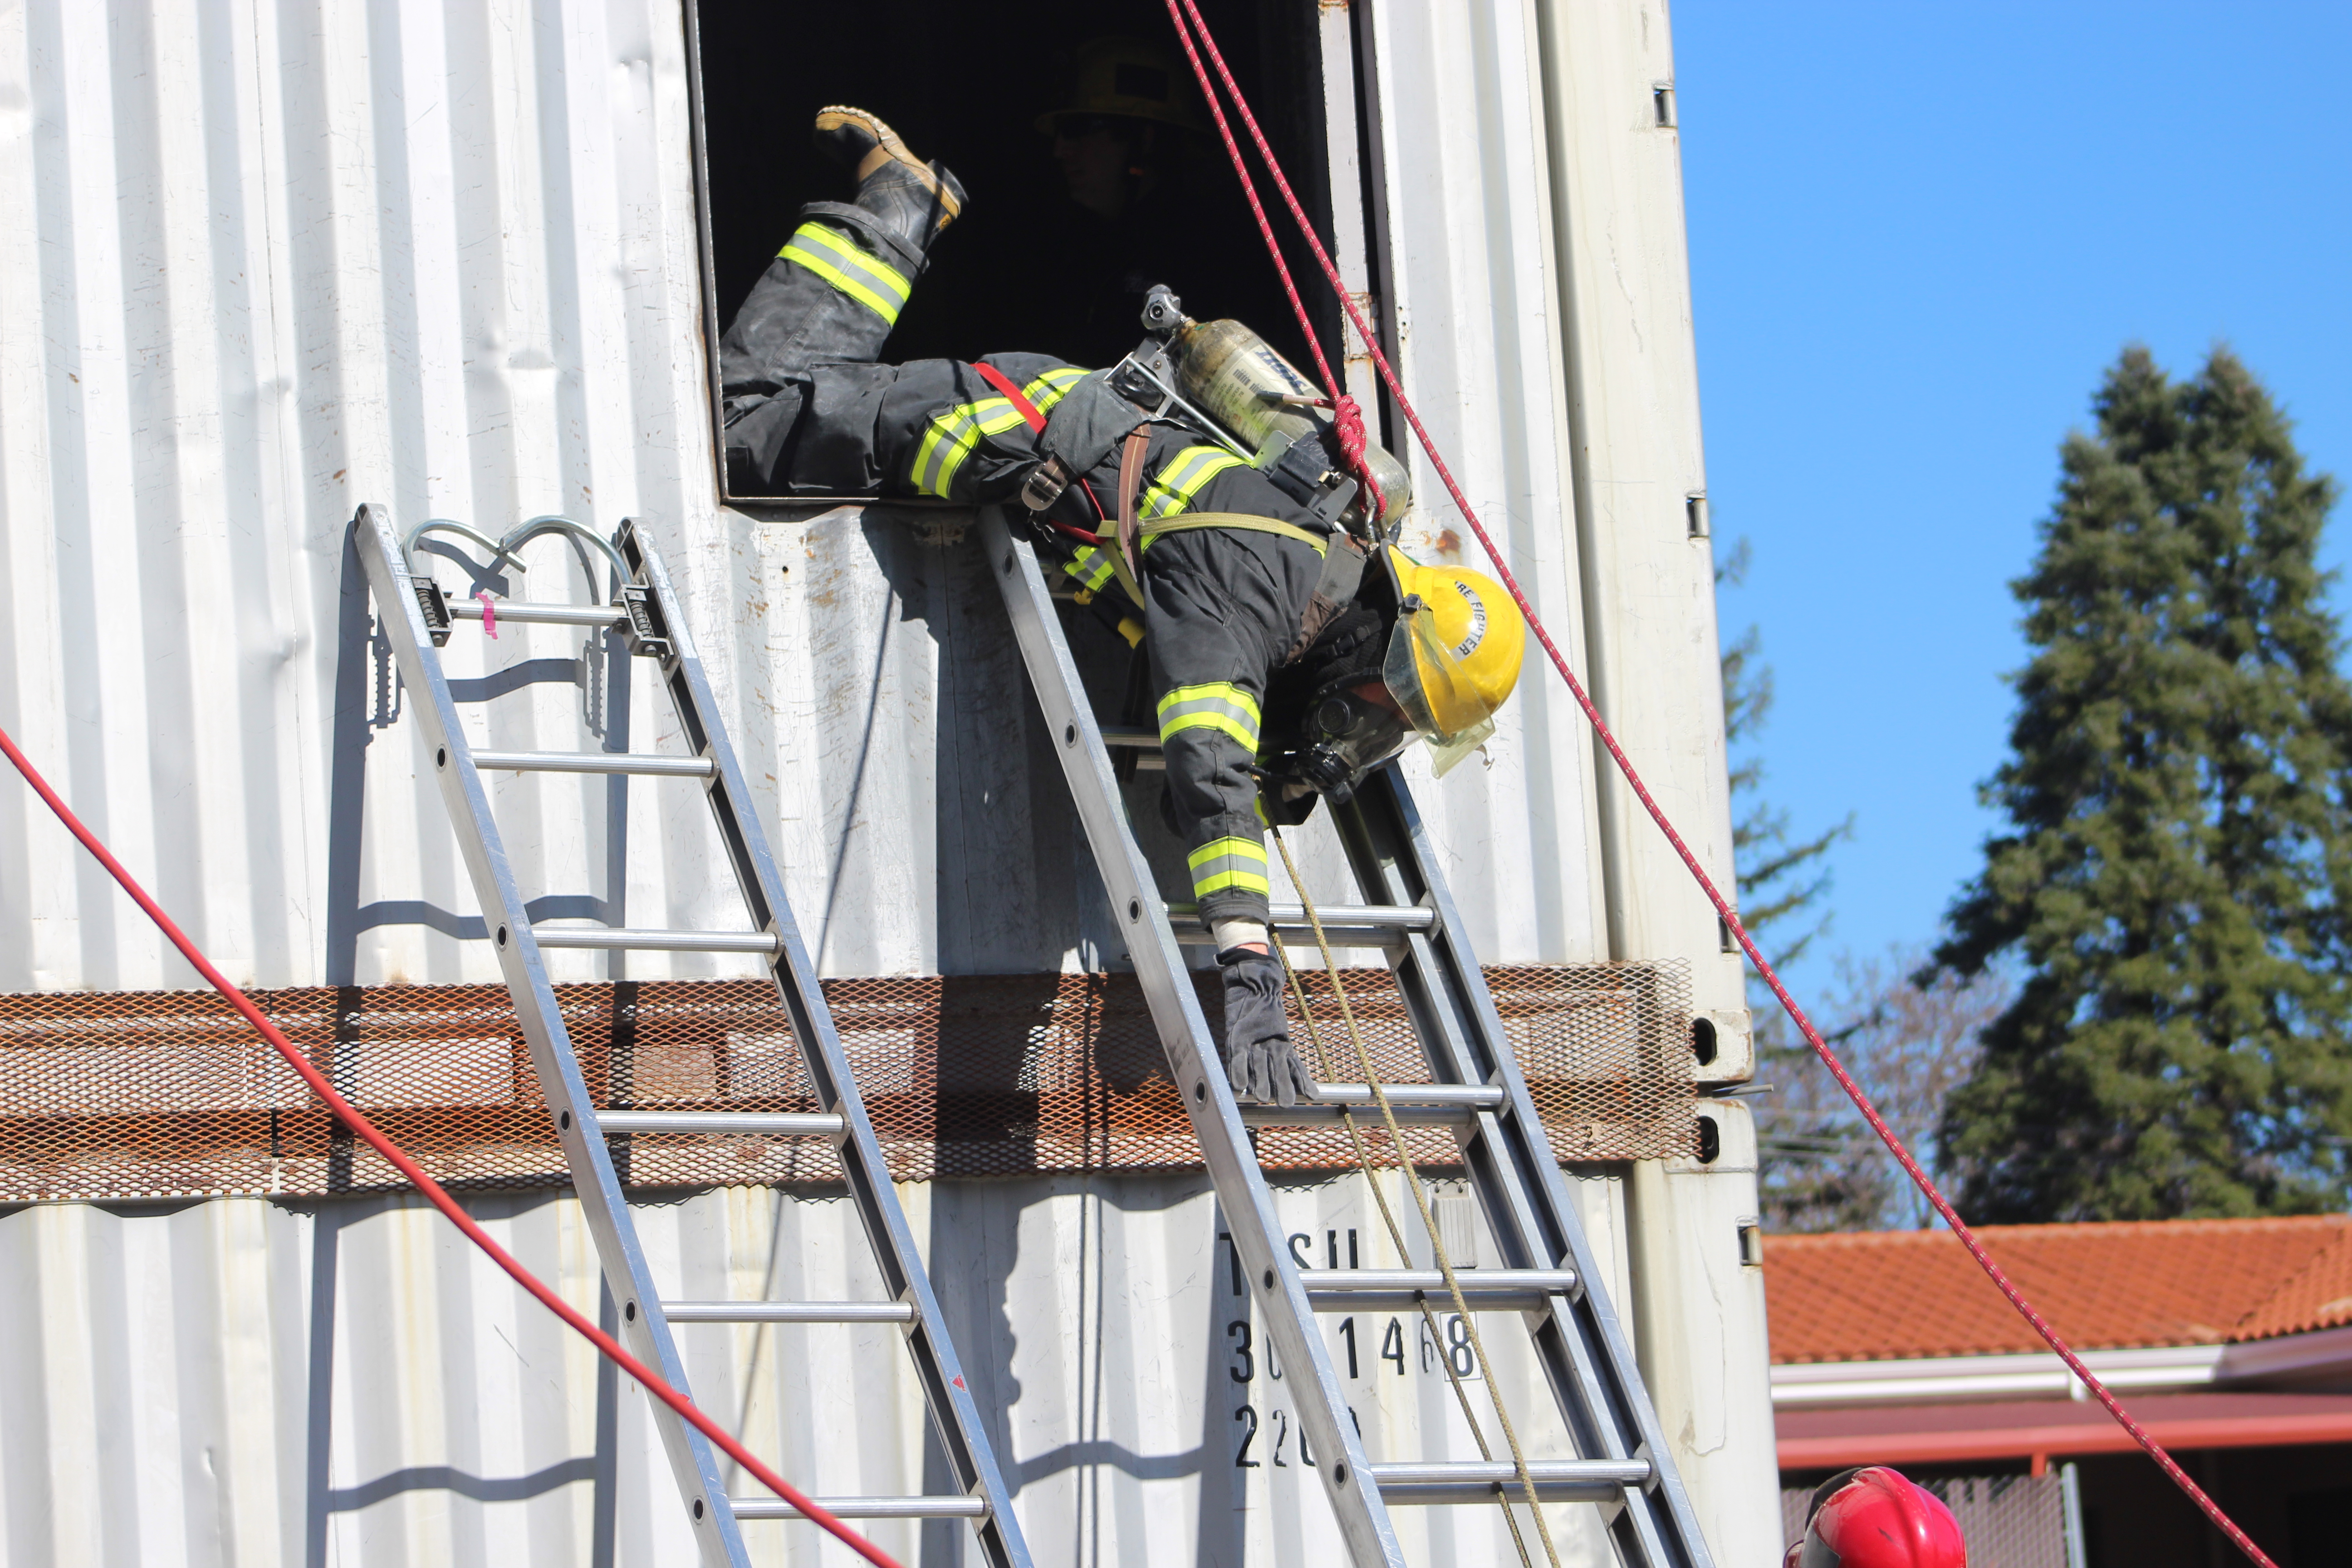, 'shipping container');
0,0,1774,1562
